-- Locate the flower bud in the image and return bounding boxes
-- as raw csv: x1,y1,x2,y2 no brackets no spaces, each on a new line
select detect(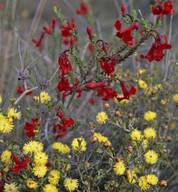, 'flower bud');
121,4,126,17
163,125,168,130
90,136,98,144
127,146,133,153
159,180,167,187
104,103,110,109
160,99,166,105
166,136,172,142
128,113,133,119
104,140,112,148
115,111,121,117
87,162,91,168
89,122,95,128
68,155,72,160
87,26,93,40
